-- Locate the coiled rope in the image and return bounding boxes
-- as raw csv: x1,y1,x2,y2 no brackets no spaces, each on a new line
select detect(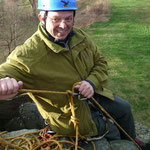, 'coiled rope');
0,83,141,150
